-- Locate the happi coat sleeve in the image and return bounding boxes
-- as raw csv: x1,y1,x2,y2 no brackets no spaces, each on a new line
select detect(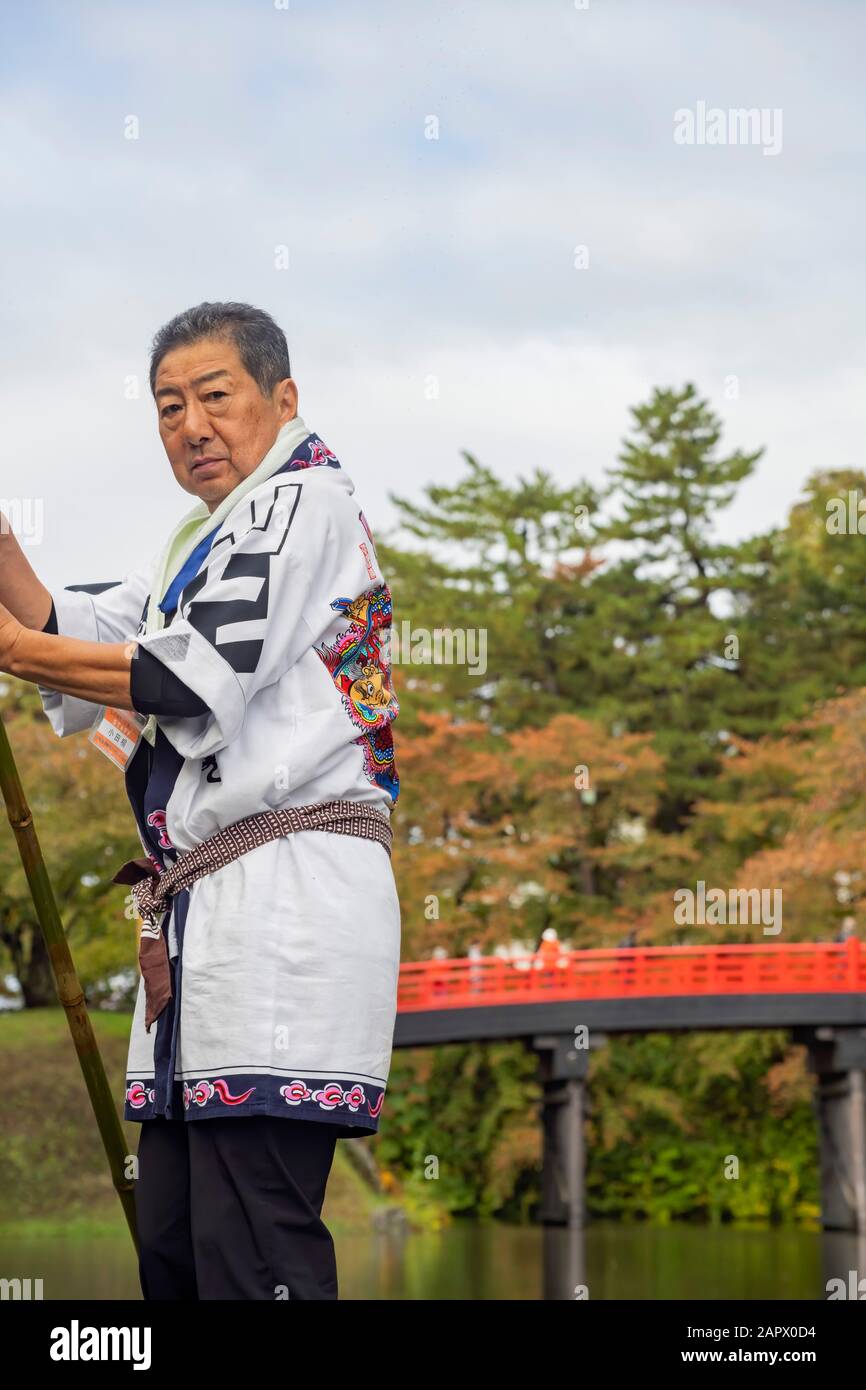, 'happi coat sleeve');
36,559,157,736
134,473,357,762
